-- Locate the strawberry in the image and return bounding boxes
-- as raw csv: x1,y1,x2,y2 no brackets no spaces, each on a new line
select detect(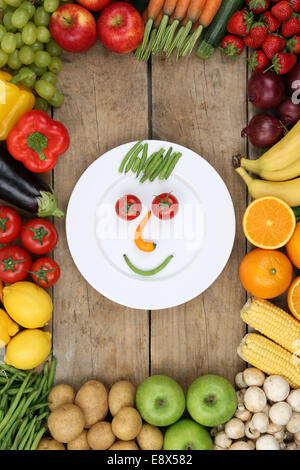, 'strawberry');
290,0,300,13
262,33,286,58
227,9,254,36
244,34,261,47
281,12,300,36
271,51,297,73
261,11,281,31
248,22,268,45
287,34,300,51
247,0,270,14
271,1,292,21
221,35,245,56
248,49,271,71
